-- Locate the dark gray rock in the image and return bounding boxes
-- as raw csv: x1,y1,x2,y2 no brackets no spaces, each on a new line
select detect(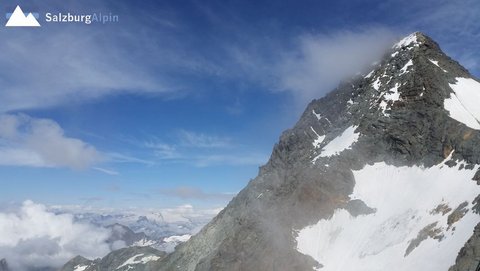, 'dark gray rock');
449,223,480,271
448,202,470,230
345,199,376,217
405,222,443,256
